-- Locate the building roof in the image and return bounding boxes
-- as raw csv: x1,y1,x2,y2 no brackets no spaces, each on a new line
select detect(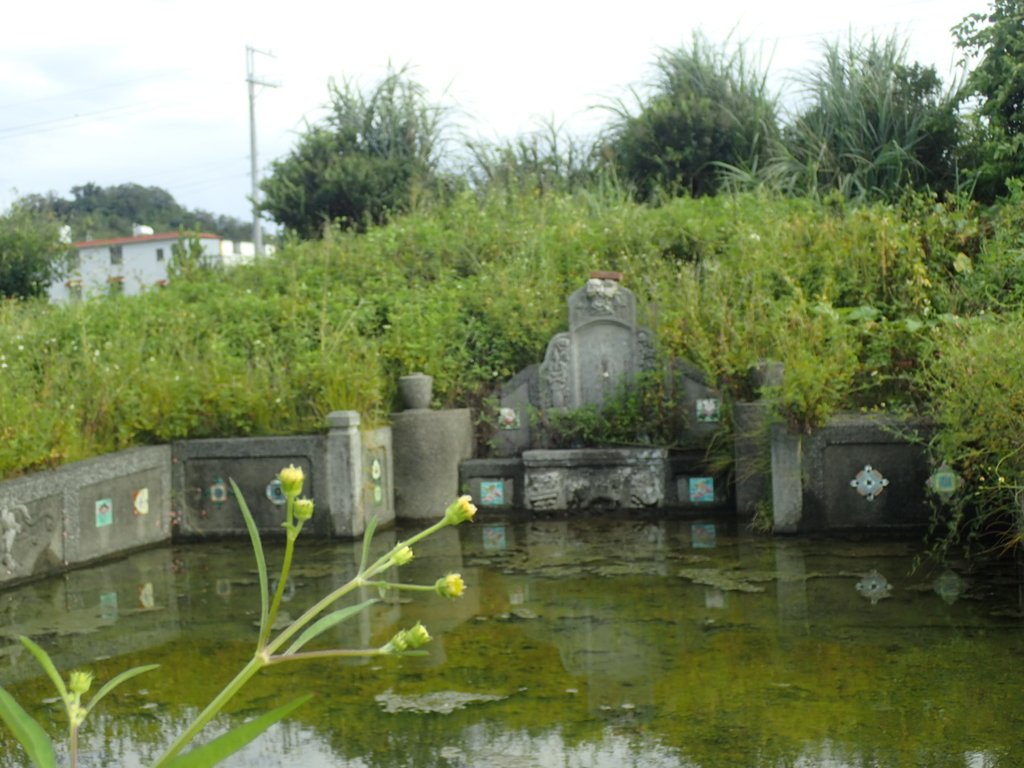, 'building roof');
72,232,221,248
